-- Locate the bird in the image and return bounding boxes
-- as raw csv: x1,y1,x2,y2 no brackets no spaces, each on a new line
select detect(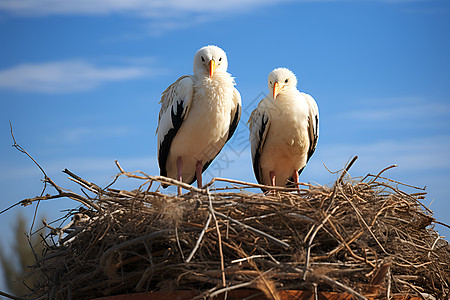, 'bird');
156,45,241,195
248,67,318,190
